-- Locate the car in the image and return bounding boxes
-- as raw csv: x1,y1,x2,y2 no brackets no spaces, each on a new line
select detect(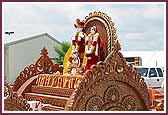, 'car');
135,66,164,88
